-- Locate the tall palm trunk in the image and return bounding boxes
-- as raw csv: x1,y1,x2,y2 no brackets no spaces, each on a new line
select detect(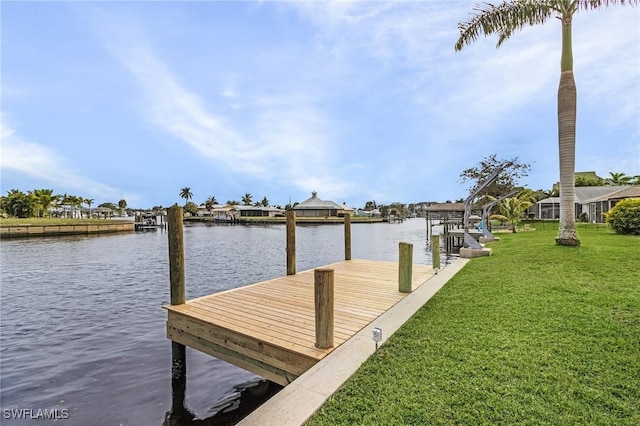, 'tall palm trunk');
556,12,580,246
